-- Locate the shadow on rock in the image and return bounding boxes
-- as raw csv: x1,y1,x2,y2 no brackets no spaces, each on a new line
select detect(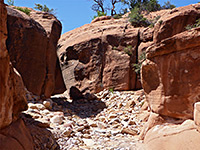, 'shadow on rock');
52,87,106,118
